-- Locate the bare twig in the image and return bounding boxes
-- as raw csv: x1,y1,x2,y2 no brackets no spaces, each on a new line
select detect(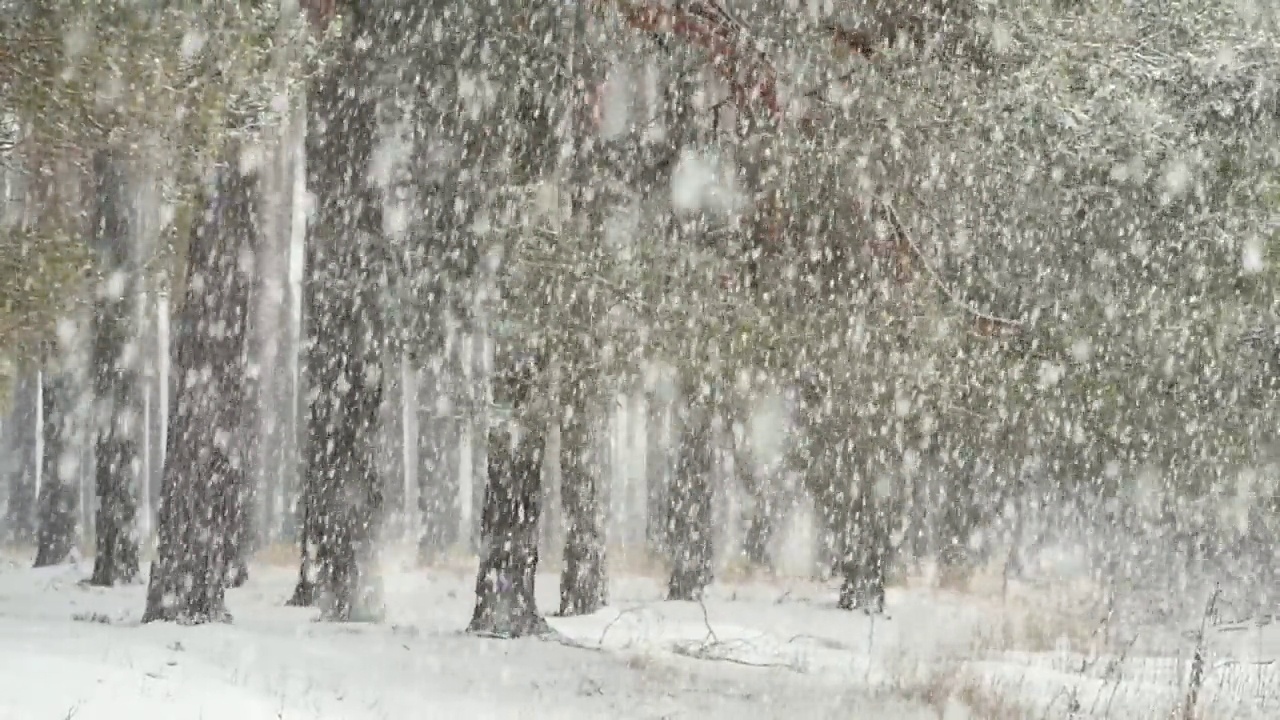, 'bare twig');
696,597,719,645
879,197,1023,334
669,641,797,669
1182,583,1221,720
801,68,864,103
1097,633,1140,718
595,603,658,647
1213,659,1276,668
